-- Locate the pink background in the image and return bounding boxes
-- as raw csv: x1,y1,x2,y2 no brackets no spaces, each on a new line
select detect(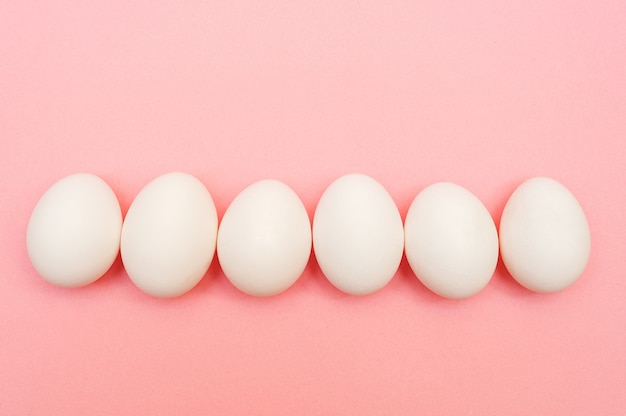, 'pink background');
2,0,625,414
